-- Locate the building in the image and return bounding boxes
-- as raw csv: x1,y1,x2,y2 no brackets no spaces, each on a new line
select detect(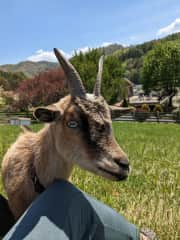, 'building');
129,95,159,110
9,117,31,126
